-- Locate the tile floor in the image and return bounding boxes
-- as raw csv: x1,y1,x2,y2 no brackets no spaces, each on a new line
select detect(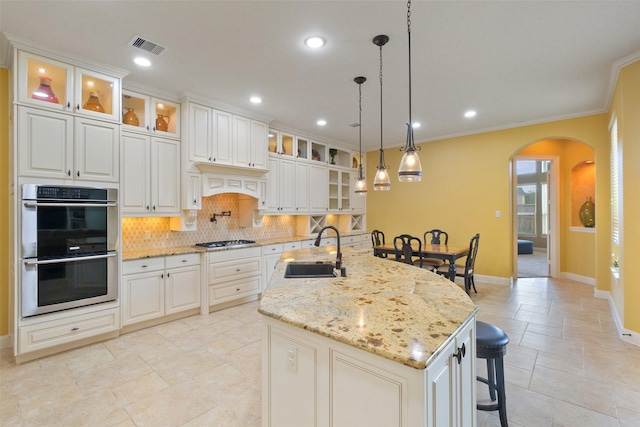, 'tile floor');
1,277,640,426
